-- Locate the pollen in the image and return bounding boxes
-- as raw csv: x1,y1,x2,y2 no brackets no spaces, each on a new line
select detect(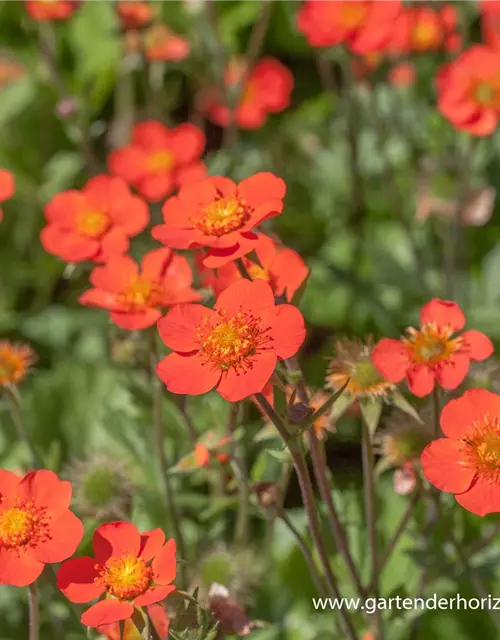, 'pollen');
147,150,175,172
198,311,270,372
402,323,460,365
117,278,164,311
77,209,110,238
96,554,152,600
194,196,250,237
461,416,500,482
0,502,46,549
0,341,35,386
